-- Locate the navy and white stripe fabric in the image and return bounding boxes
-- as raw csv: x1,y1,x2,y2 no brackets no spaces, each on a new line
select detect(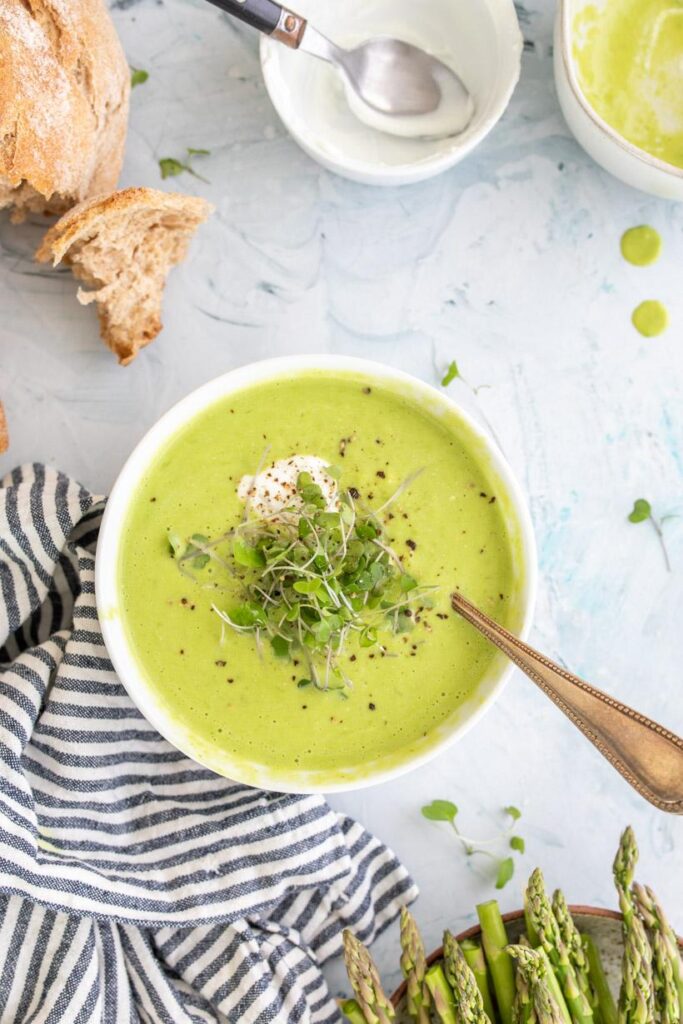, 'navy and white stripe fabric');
0,464,417,1023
